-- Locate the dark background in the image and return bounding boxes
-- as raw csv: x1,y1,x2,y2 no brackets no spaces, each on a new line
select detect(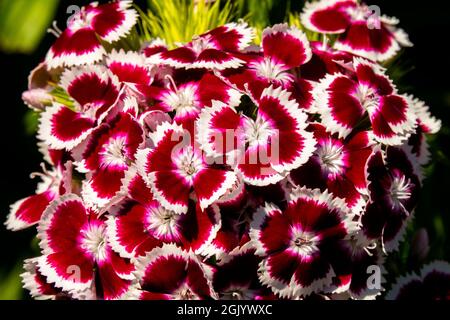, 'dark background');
1,0,449,298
